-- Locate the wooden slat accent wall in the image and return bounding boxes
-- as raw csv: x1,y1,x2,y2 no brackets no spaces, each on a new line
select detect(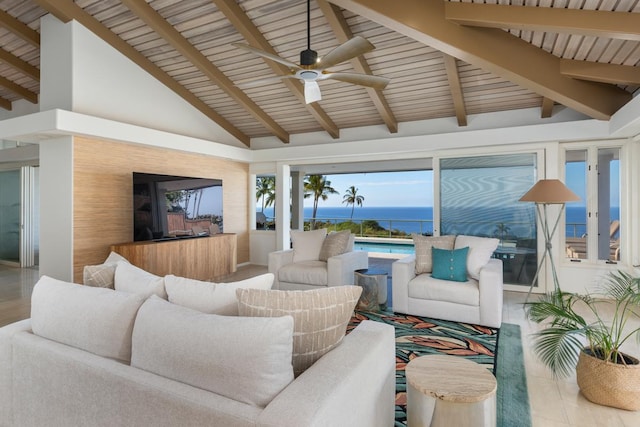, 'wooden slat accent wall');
72,136,249,282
